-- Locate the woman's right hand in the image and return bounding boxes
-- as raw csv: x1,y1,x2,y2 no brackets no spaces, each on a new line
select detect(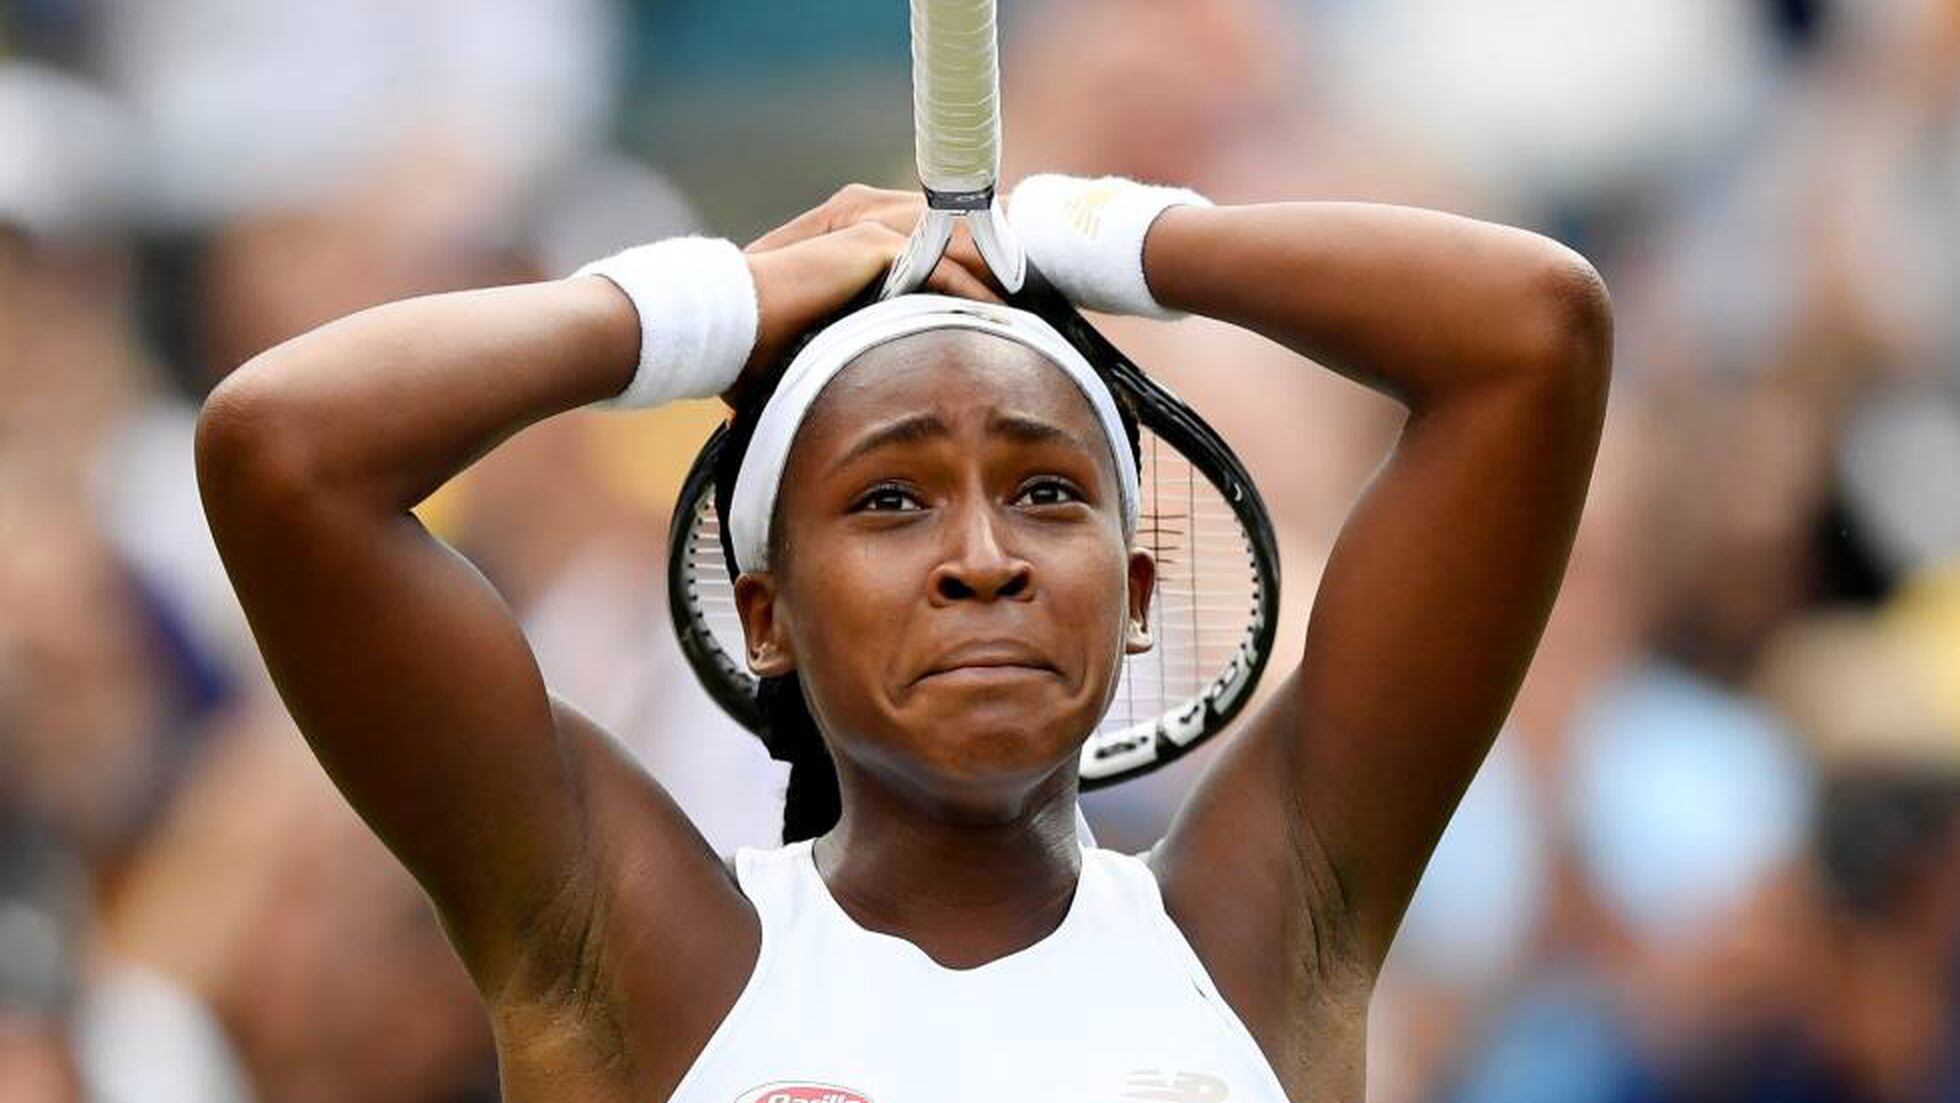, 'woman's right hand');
730,184,1001,406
